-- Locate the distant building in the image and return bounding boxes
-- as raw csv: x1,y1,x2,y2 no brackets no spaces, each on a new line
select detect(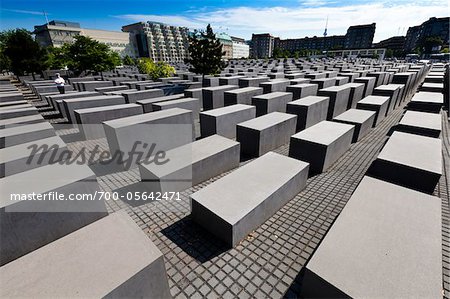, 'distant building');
328,48,386,60
231,36,250,58
404,26,421,52
274,35,345,52
373,36,406,53
251,33,275,58
216,32,233,60
344,23,376,49
122,21,189,62
34,20,133,57
404,17,450,52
